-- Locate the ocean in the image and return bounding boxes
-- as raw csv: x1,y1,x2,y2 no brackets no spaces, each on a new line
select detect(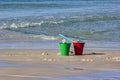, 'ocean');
0,0,120,49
